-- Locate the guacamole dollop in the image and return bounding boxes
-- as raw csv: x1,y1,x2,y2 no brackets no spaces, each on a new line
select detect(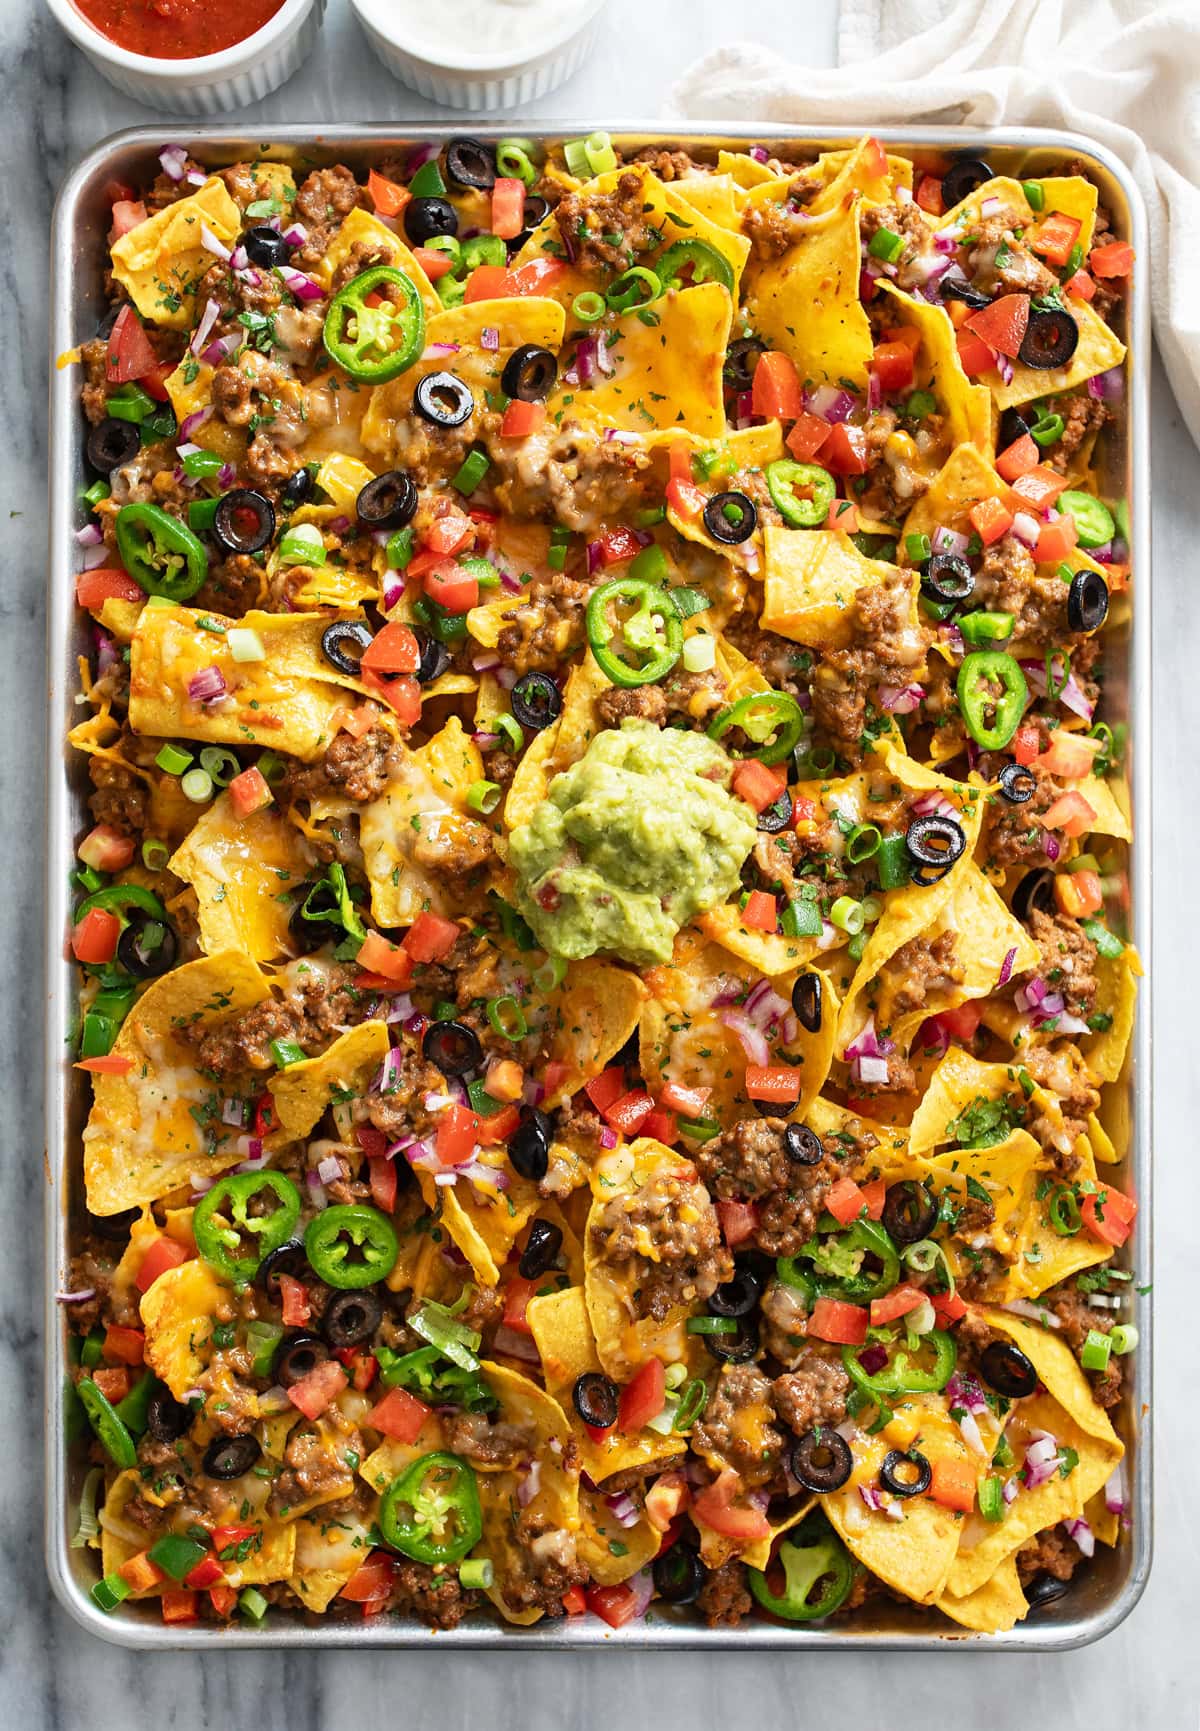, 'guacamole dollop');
508,718,757,966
